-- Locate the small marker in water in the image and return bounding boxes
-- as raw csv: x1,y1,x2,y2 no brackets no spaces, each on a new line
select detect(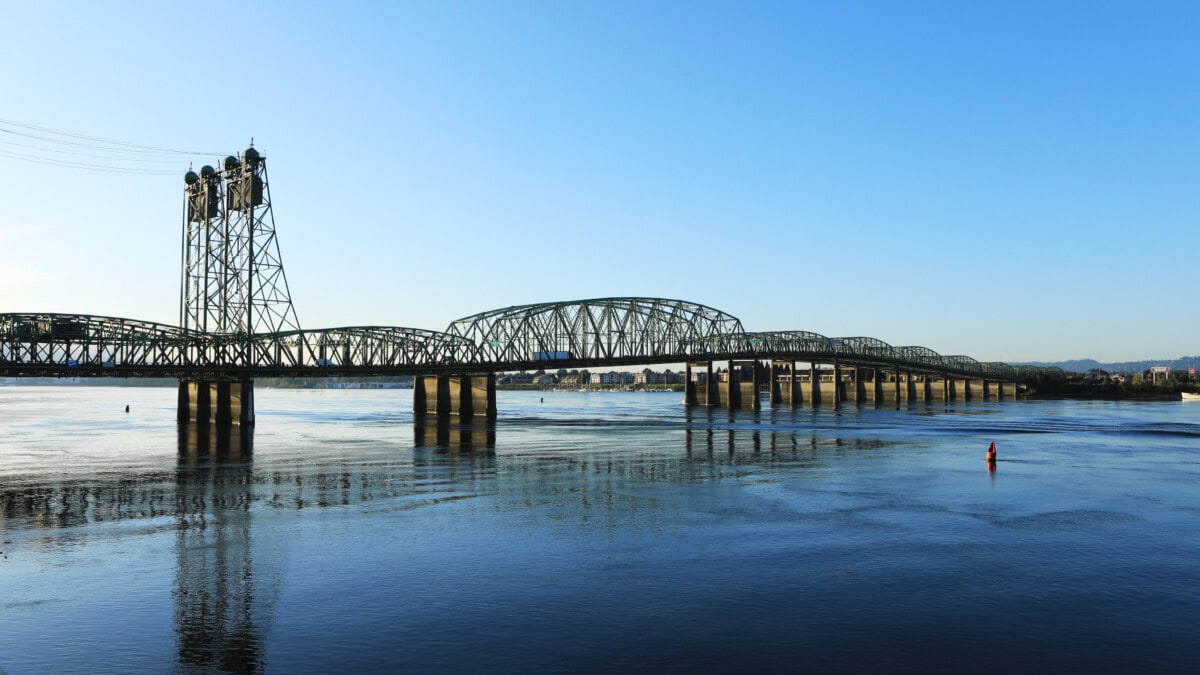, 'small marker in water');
987,441,997,463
